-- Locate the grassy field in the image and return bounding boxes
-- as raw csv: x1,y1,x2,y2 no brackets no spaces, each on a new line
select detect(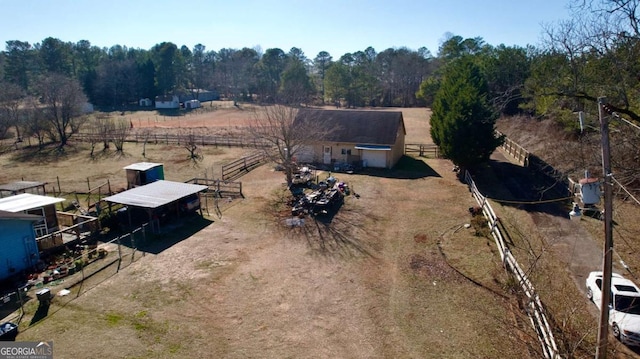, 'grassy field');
0,106,541,358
